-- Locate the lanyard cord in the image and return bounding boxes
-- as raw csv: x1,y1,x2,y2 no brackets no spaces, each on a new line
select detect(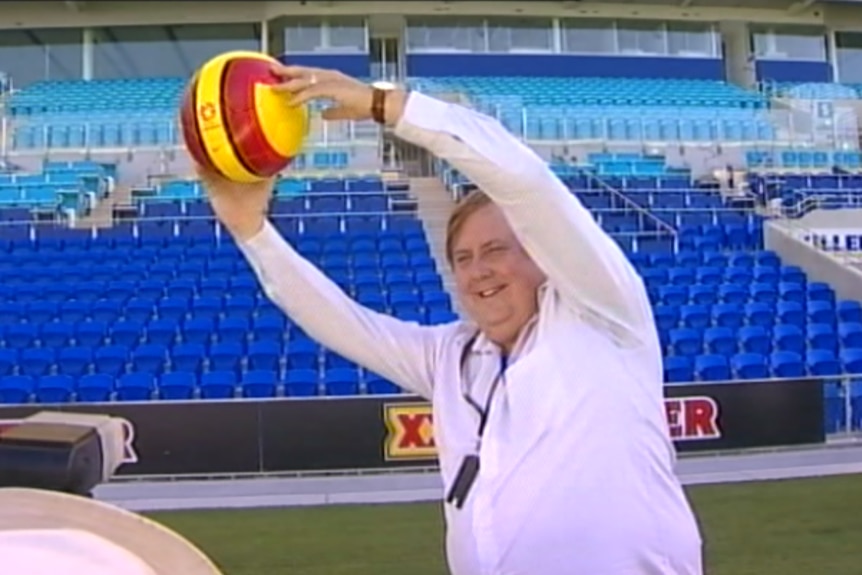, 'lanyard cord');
459,334,508,441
